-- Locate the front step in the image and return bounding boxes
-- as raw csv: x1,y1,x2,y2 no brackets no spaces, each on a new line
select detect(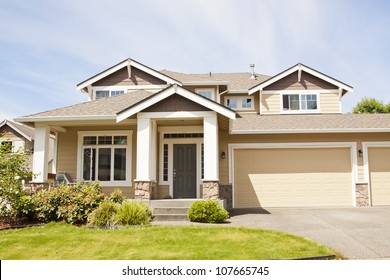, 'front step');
149,199,201,222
